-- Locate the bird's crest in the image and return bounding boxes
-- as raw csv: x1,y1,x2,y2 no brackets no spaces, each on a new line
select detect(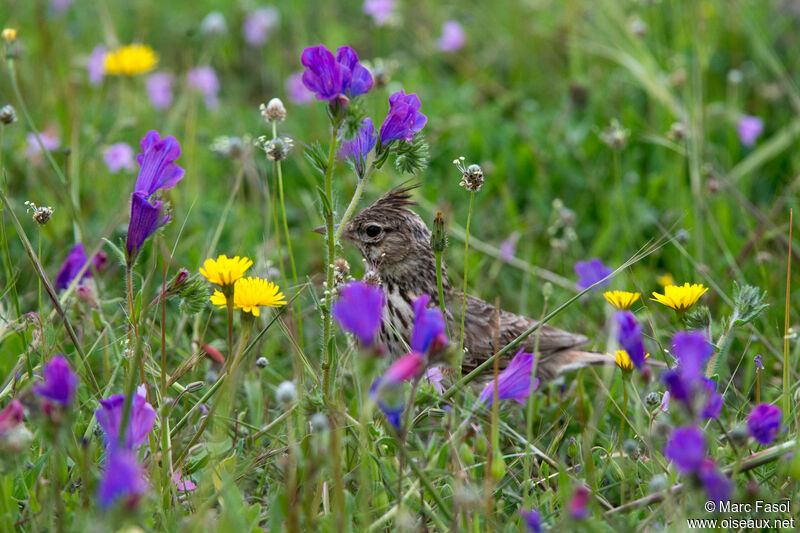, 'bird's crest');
369,182,420,214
